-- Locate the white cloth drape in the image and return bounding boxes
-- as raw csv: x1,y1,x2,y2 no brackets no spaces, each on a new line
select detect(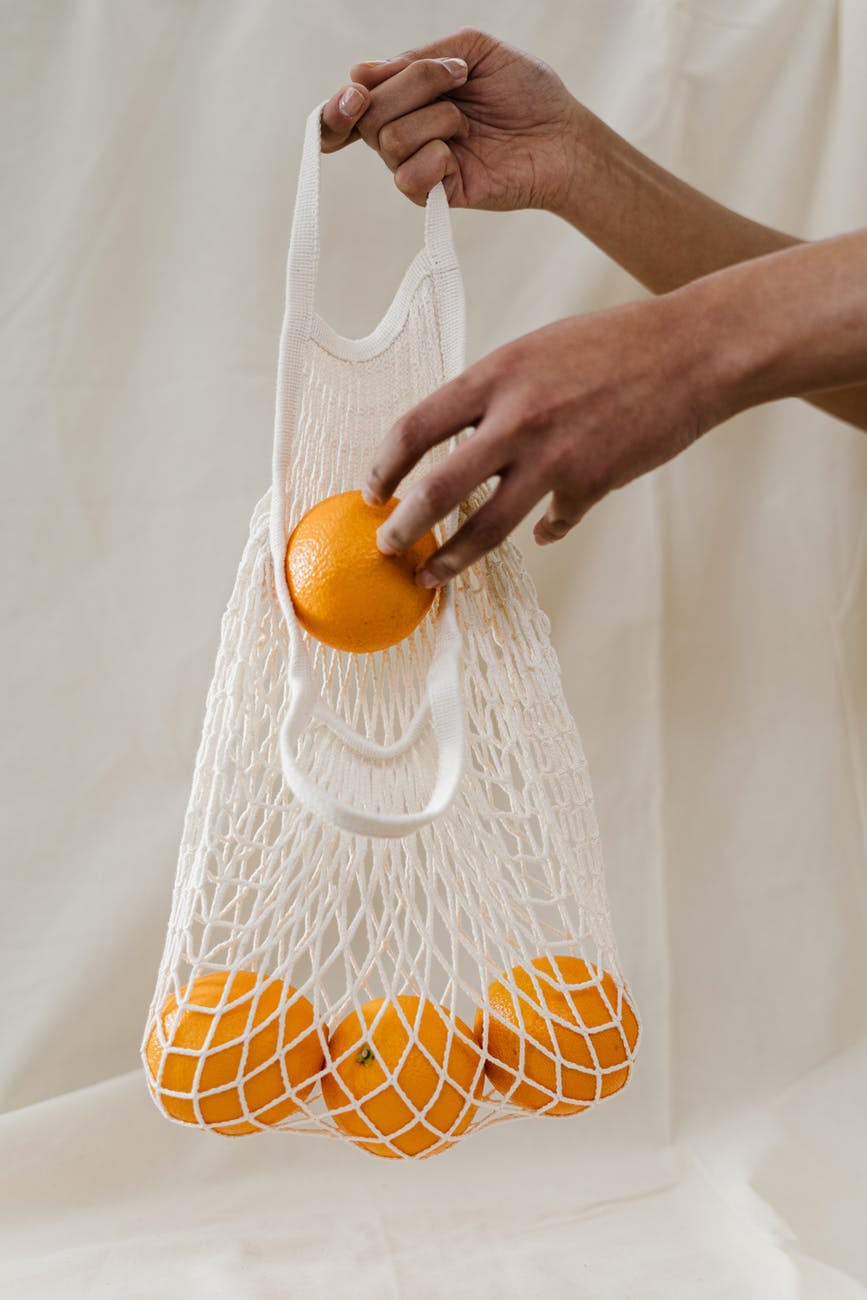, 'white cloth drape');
1,1,865,1296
